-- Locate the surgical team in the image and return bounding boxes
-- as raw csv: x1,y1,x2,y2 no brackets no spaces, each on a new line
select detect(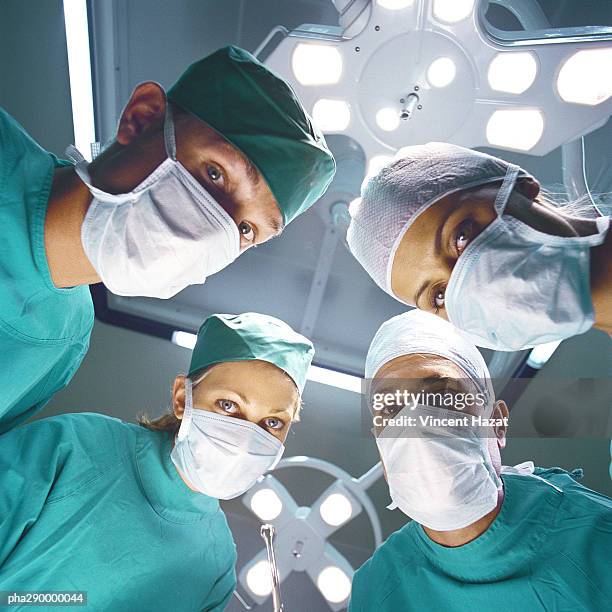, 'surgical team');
0,44,610,611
